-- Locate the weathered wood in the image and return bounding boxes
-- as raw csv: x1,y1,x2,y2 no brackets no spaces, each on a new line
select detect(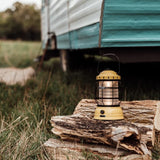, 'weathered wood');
51,116,148,155
50,99,160,156
152,102,160,149
44,138,151,160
